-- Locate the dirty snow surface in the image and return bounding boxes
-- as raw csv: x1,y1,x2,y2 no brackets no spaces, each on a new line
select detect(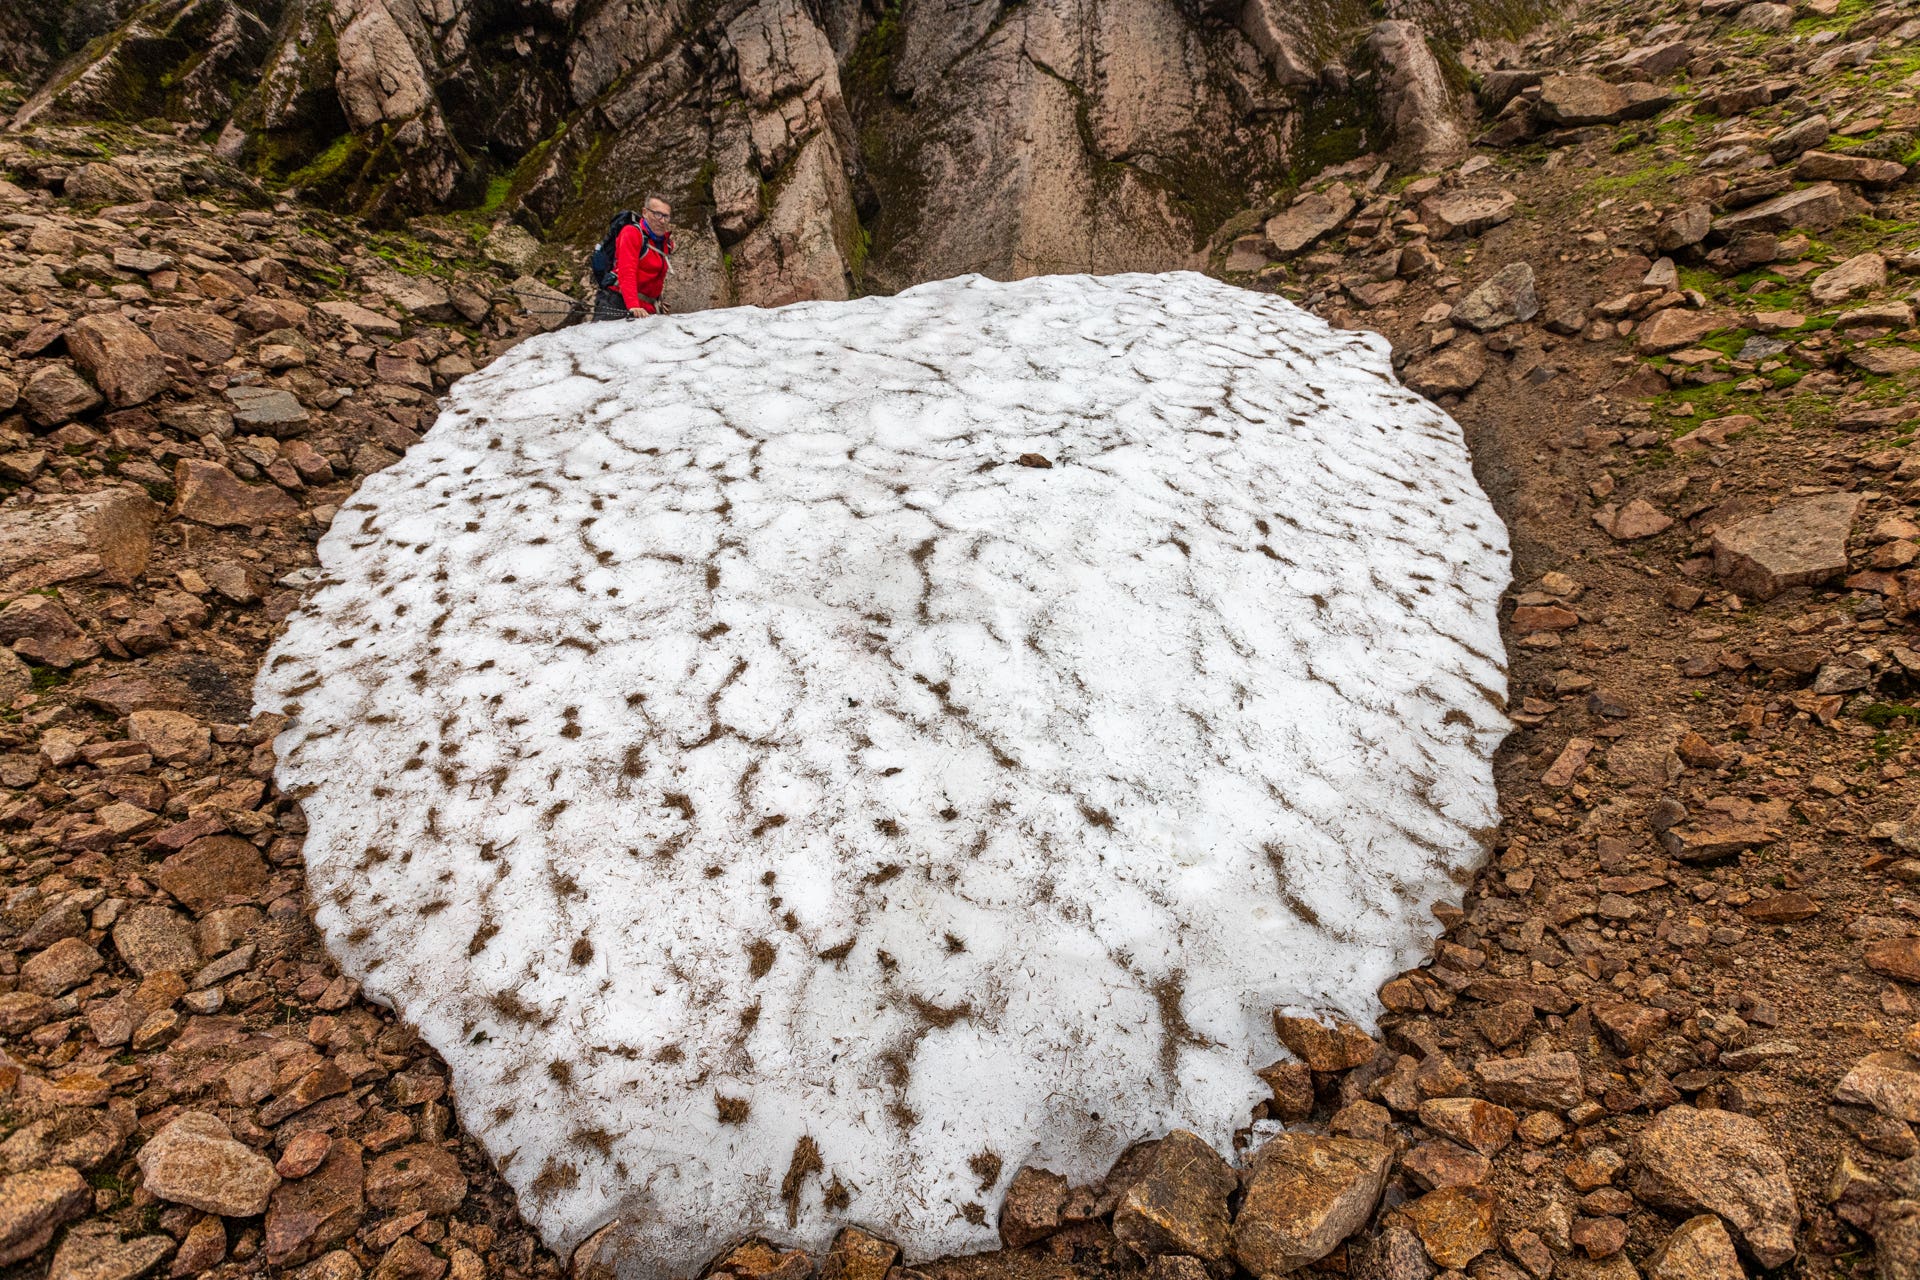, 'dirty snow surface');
257,272,1509,1274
